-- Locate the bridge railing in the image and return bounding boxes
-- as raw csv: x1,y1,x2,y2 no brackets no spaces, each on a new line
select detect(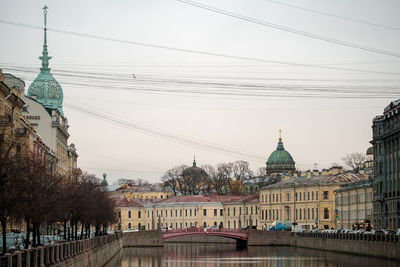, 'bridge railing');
0,233,122,267
164,227,248,234
295,232,399,243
